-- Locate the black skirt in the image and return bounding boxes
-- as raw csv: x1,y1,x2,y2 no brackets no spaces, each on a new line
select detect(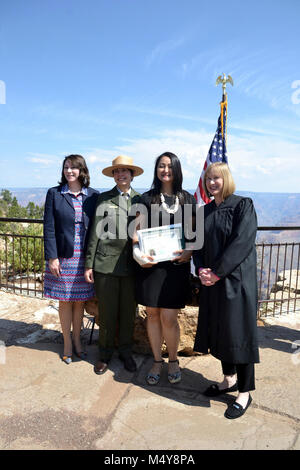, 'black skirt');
135,260,191,309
